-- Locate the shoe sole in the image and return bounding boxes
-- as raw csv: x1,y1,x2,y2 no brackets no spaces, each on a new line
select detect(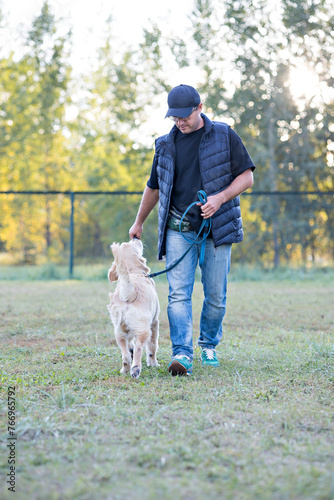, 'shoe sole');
168,360,189,376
